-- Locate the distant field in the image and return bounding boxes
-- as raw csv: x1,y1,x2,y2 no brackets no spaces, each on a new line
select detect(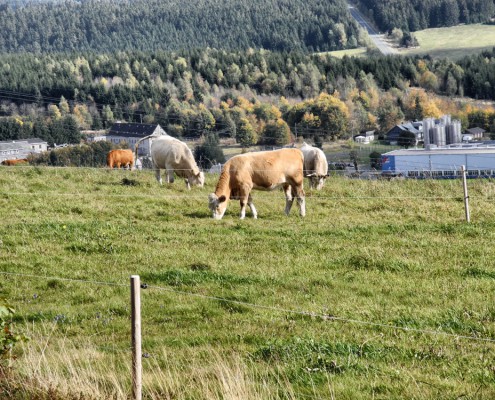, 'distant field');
327,24,495,60
325,47,368,58
399,24,495,59
1,166,495,399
